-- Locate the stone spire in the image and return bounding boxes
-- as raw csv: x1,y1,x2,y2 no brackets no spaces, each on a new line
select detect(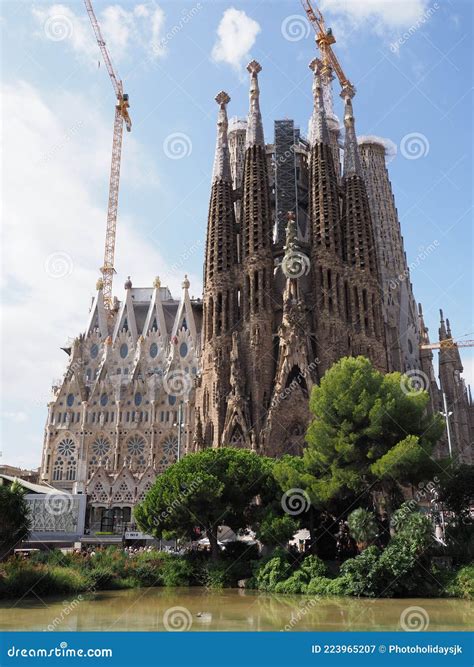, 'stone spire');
246,60,265,148
204,92,238,287
439,308,448,340
212,91,232,183
342,91,362,177
340,92,377,275
308,59,329,146
307,58,341,256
